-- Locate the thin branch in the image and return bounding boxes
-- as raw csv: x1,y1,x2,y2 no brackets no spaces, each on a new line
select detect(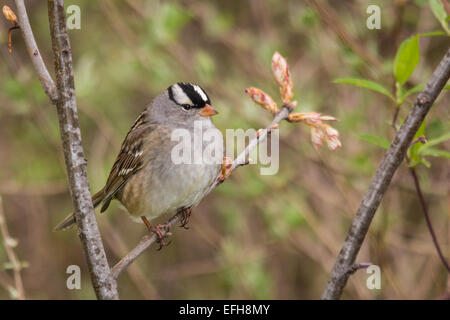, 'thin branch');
392,85,448,274
409,167,450,272
391,106,400,132
111,213,182,280
307,0,382,72
111,106,292,279
47,0,118,299
13,0,58,102
0,271,14,294
321,48,450,300
345,263,372,276
0,196,25,300
392,97,449,273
